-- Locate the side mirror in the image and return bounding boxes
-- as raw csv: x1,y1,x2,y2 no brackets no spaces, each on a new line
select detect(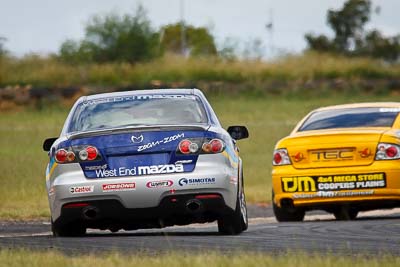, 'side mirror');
43,137,58,152
227,126,249,140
